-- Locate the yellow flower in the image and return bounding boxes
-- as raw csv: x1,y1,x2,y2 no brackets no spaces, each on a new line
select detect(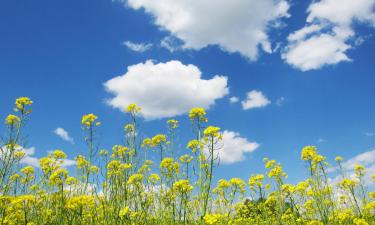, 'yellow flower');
119,206,130,218
187,139,200,153
21,166,34,175
65,176,78,185
264,158,276,169
268,164,286,179
50,168,68,185
354,164,365,177
204,213,223,225
230,178,246,193
14,150,26,158
189,107,207,122
203,126,221,138
167,119,178,129
76,155,89,168
335,156,343,162
148,173,160,183
15,97,33,113
5,114,20,125
353,218,369,225
127,174,144,185
81,113,98,127
180,154,194,163
151,134,168,146
307,220,324,225
107,160,121,176
339,178,357,190
173,179,193,193
89,165,99,173
126,103,141,114
65,195,95,210
124,123,135,133
99,149,108,156
249,174,264,189
51,150,67,159
160,158,179,175
217,179,230,189
301,146,317,161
